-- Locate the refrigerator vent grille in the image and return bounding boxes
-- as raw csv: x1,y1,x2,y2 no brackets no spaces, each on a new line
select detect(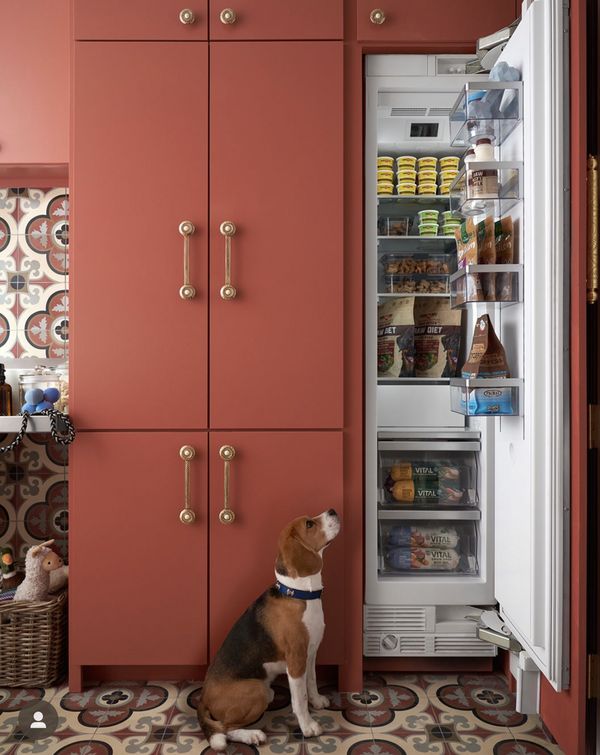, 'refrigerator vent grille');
428,107,452,116
433,635,497,656
364,606,431,632
364,633,497,657
390,107,428,117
